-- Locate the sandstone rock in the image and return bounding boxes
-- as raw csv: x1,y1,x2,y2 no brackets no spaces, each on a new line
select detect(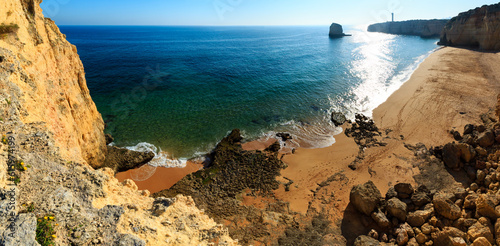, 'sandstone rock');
416,233,427,244
395,183,413,198
368,19,448,38
387,197,407,221
457,143,476,162
464,193,479,209
371,210,391,228
407,209,432,227
439,3,500,50
395,227,409,246
477,170,486,182
476,147,488,156
476,194,499,219
451,237,467,246
464,124,475,135
331,111,347,126
368,229,379,239
443,143,461,169
433,193,462,220
411,191,431,207
471,237,492,246
329,23,348,38
421,223,433,234
468,221,494,244
477,130,495,148
350,181,382,216
407,238,418,246
386,187,398,199
495,218,500,246
105,133,114,145
354,235,380,246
